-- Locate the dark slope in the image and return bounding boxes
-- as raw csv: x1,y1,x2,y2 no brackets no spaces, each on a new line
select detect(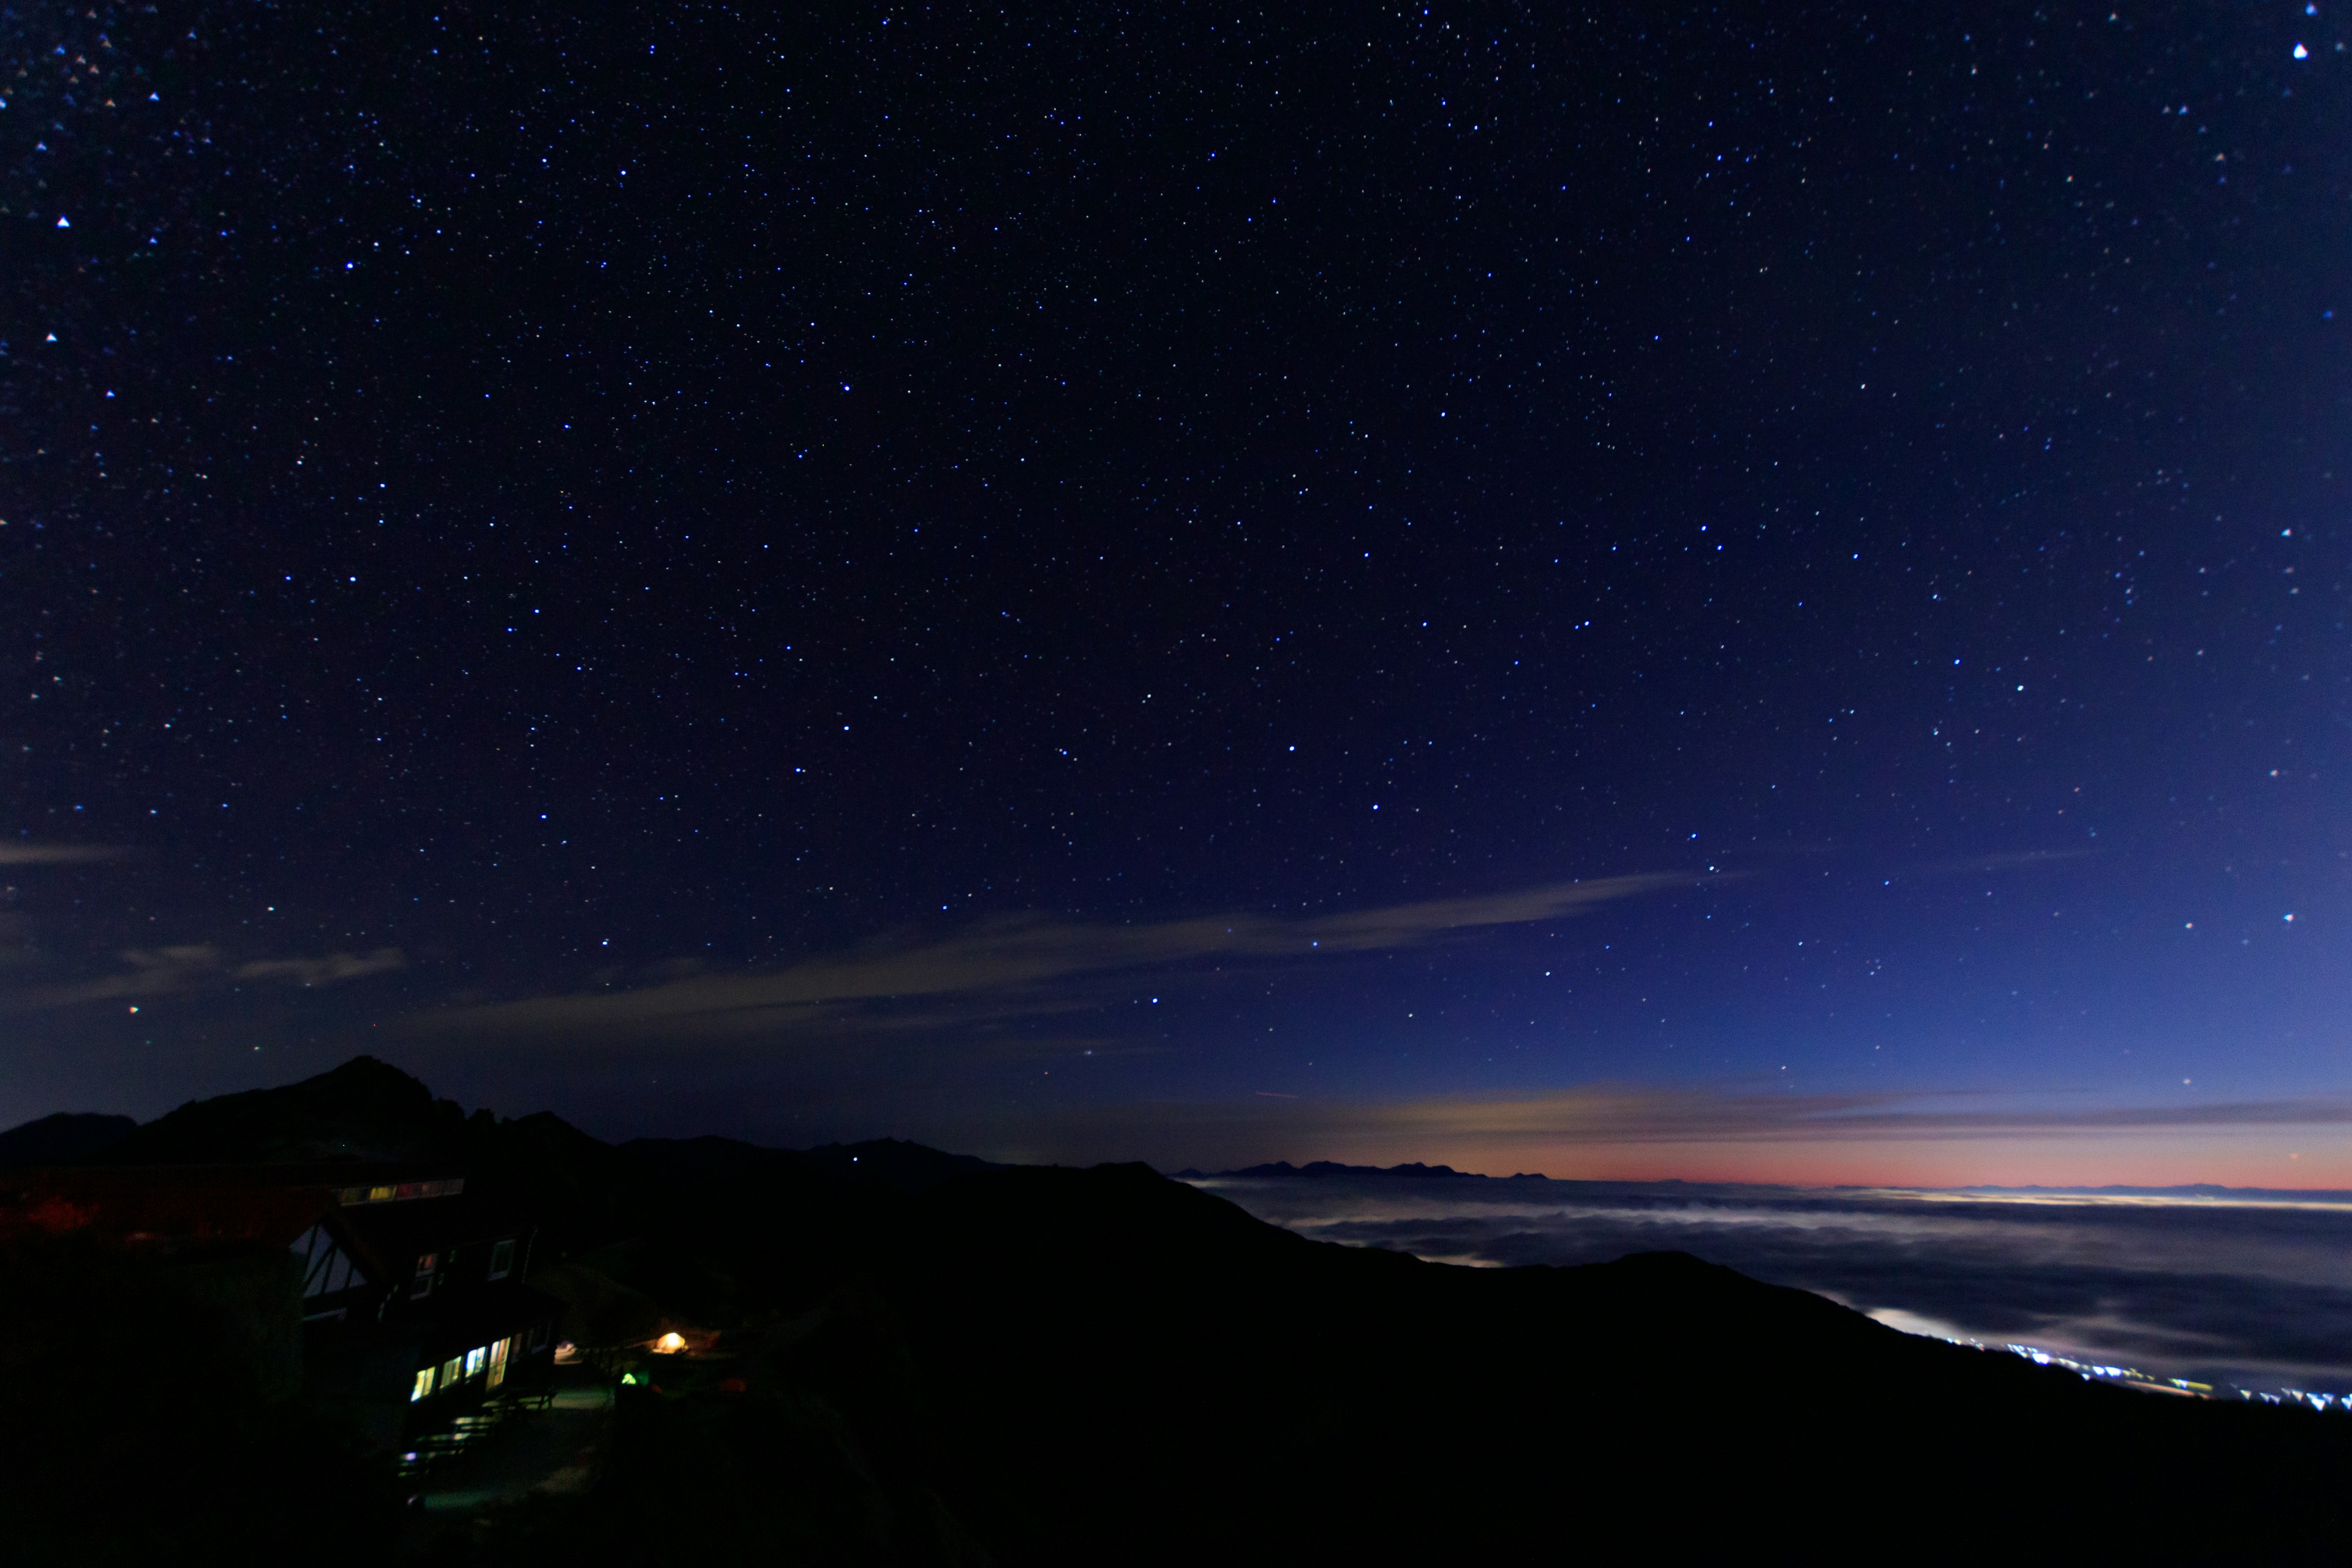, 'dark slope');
18,1059,2352,1561
873,1163,2352,1562
0,1238,402,1564
96,1056,467,1165
0,1111,137,1166
800,1136,997,1193
532,1144,2352,1559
